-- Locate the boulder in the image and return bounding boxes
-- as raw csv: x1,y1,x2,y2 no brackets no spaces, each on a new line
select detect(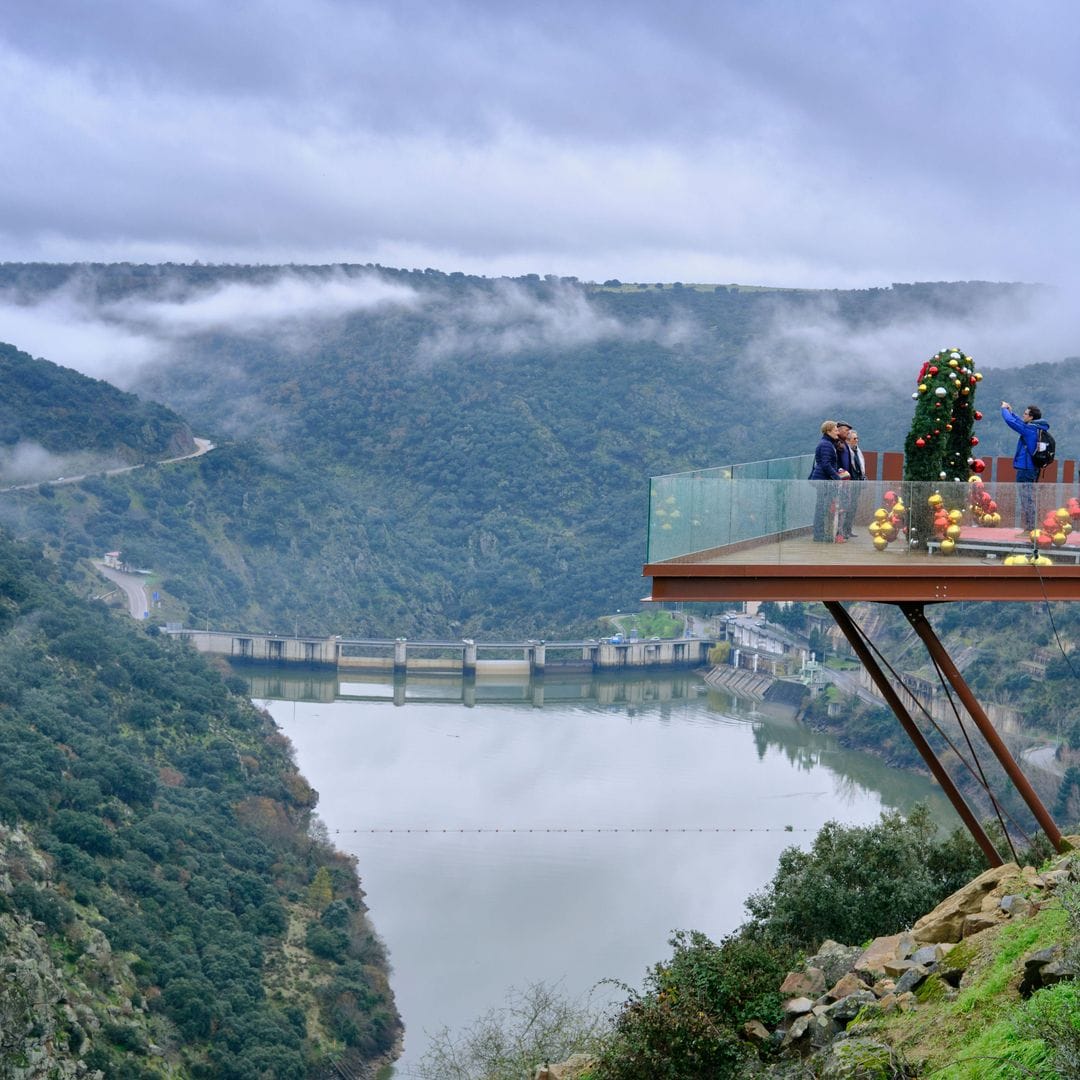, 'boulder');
780,967,827,998
911,864,1019,943
820,1036,907,1079
893,964,930,995
808,940,864,986
827,973,868,1002
962,912,1002,937
823,989,877,1025
743,1018,772,1045
853,933,914,979
1000,894,1033,918
1019,945,1080,996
